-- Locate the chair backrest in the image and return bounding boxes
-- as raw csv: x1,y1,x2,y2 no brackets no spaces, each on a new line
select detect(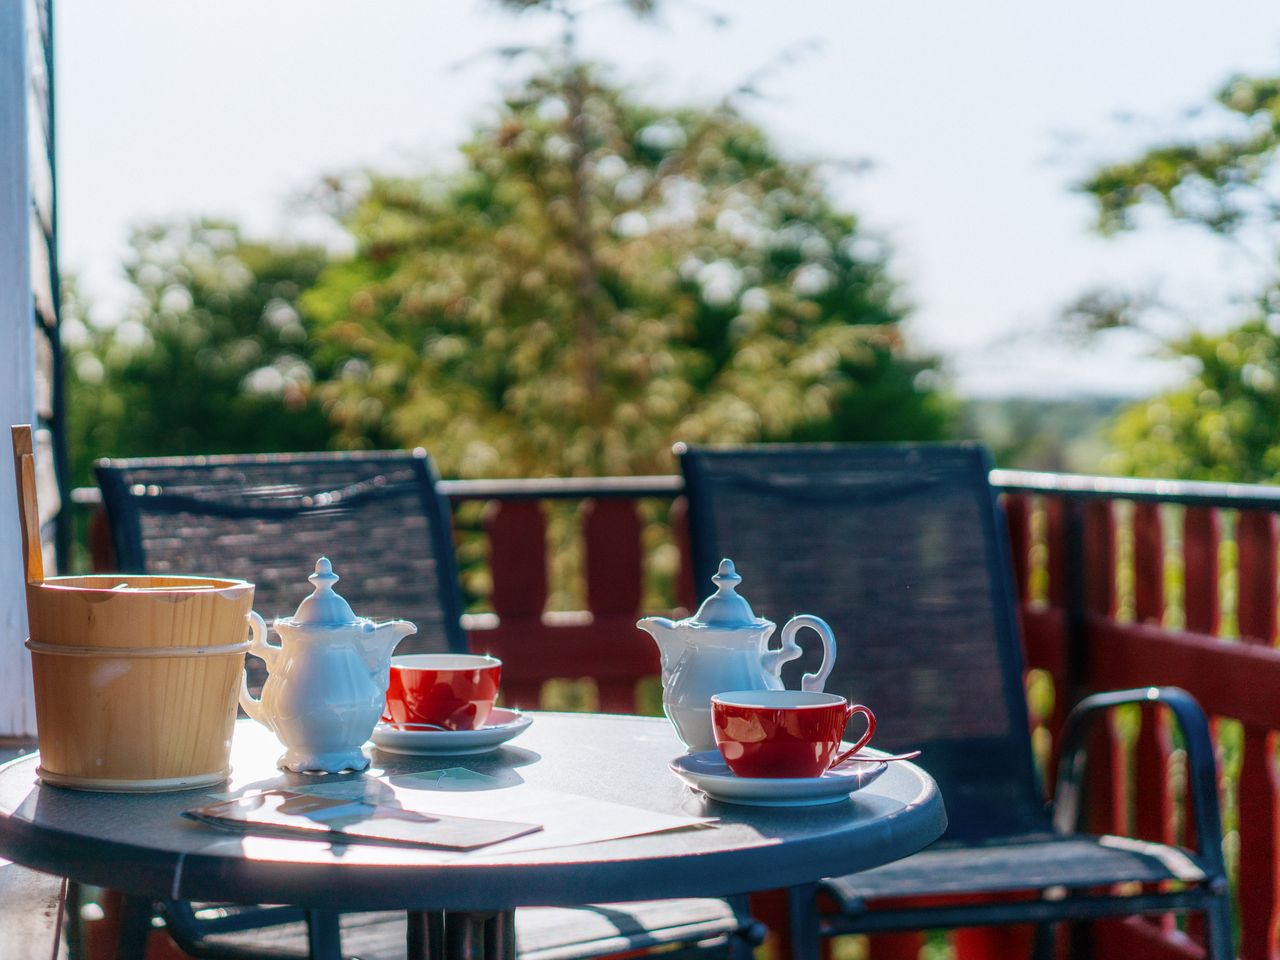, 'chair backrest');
96,450,467,656
680,442,1048,840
